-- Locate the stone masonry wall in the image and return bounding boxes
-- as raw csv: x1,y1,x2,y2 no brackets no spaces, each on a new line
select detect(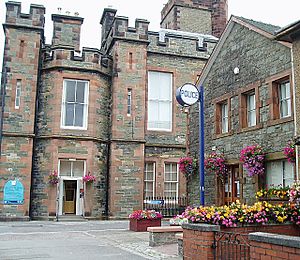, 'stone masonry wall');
0,2,45,218
31,138,108,218
51,14,83,52
109,142,145,218
293,40,300,142
160,0,227,38
189,22,292,206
